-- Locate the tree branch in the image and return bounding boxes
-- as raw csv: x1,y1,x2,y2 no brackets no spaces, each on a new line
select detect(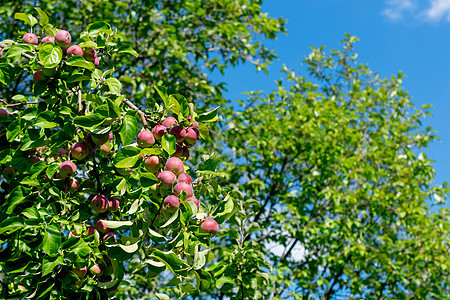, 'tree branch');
0,43,43,66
